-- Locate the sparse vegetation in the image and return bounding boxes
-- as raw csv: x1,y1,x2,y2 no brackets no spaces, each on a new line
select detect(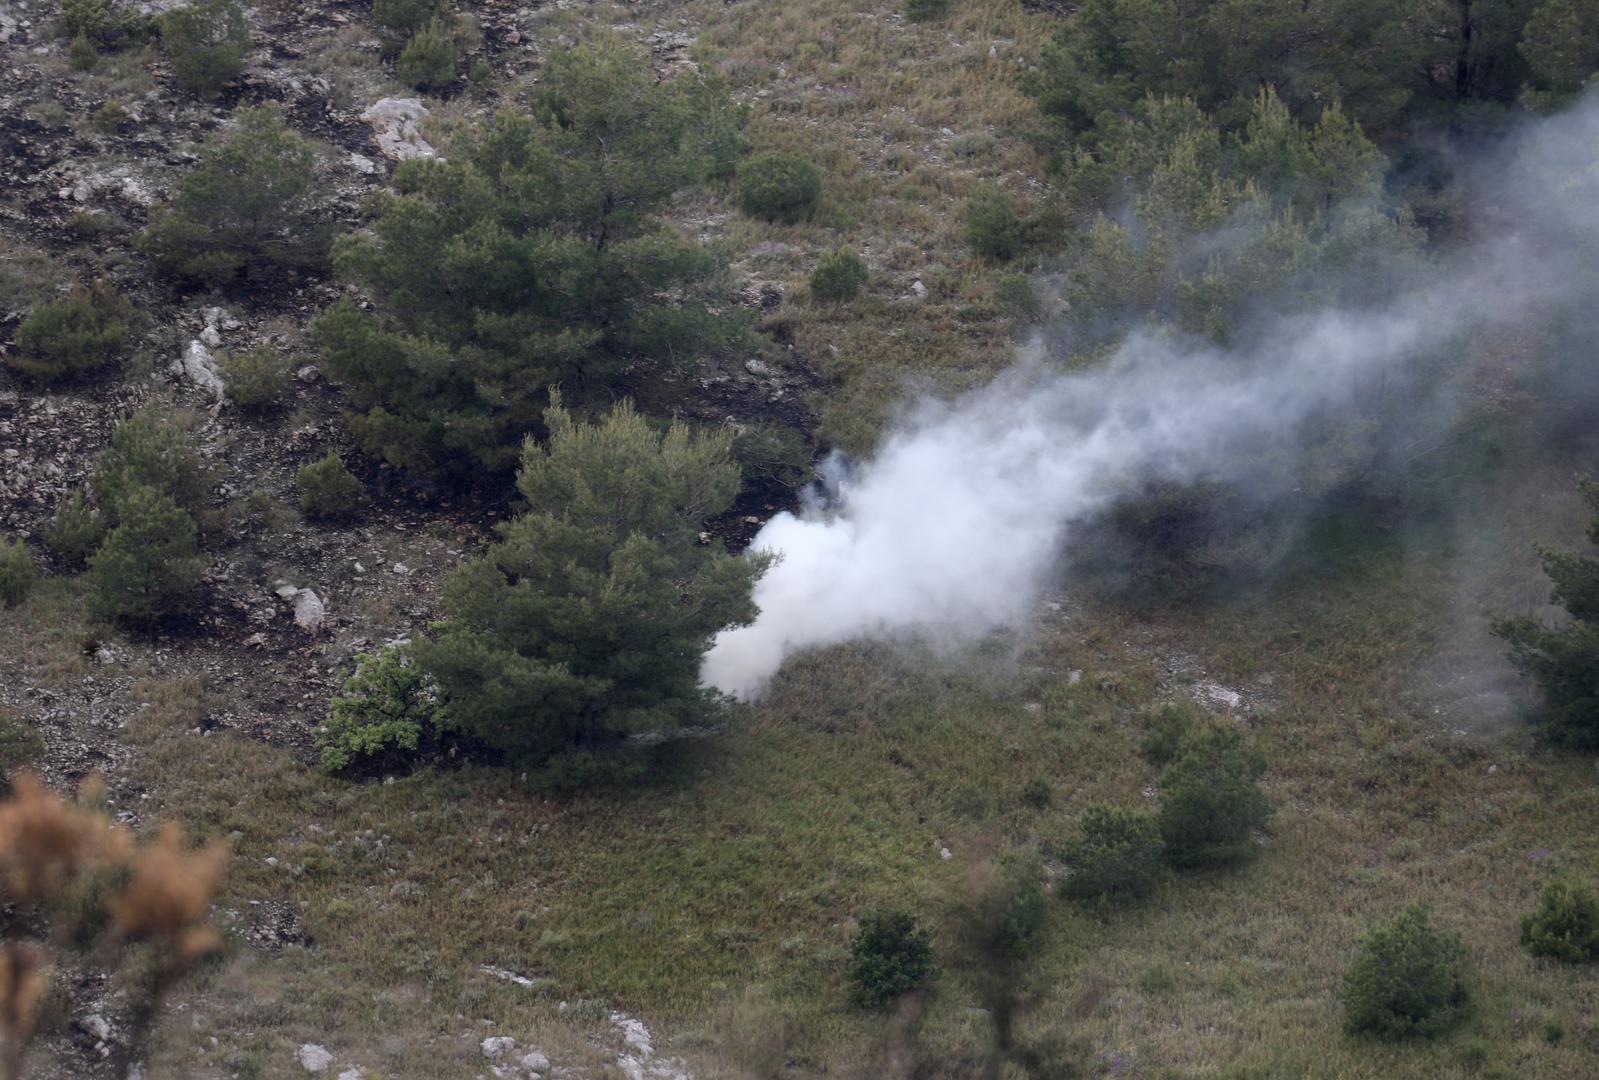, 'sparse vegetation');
157,0,250,98
44,487,105,569
296,452,363,522
217,343,291,410
1341,905,1473,1041
737,150,821,224
0,538,36,609
8,281,132,383
963,184,1025,261
395,17,456,92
